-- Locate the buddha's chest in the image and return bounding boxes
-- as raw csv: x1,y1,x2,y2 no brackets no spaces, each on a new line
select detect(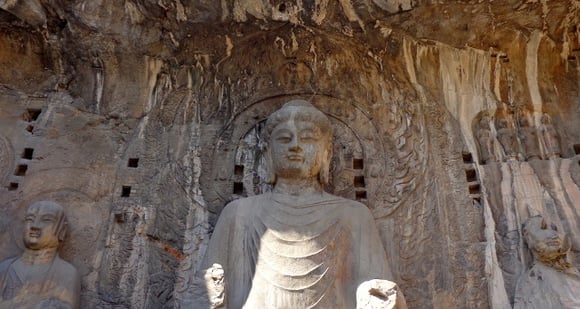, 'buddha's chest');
243,208,352,308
